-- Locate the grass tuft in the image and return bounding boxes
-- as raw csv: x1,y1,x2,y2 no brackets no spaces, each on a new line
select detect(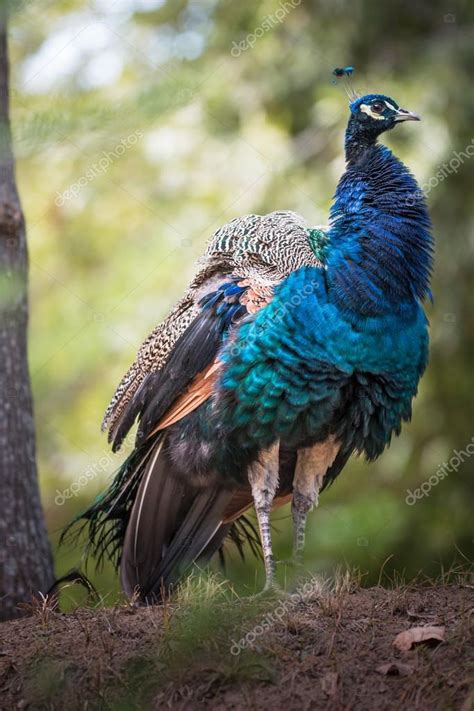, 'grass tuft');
112,571,280,708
